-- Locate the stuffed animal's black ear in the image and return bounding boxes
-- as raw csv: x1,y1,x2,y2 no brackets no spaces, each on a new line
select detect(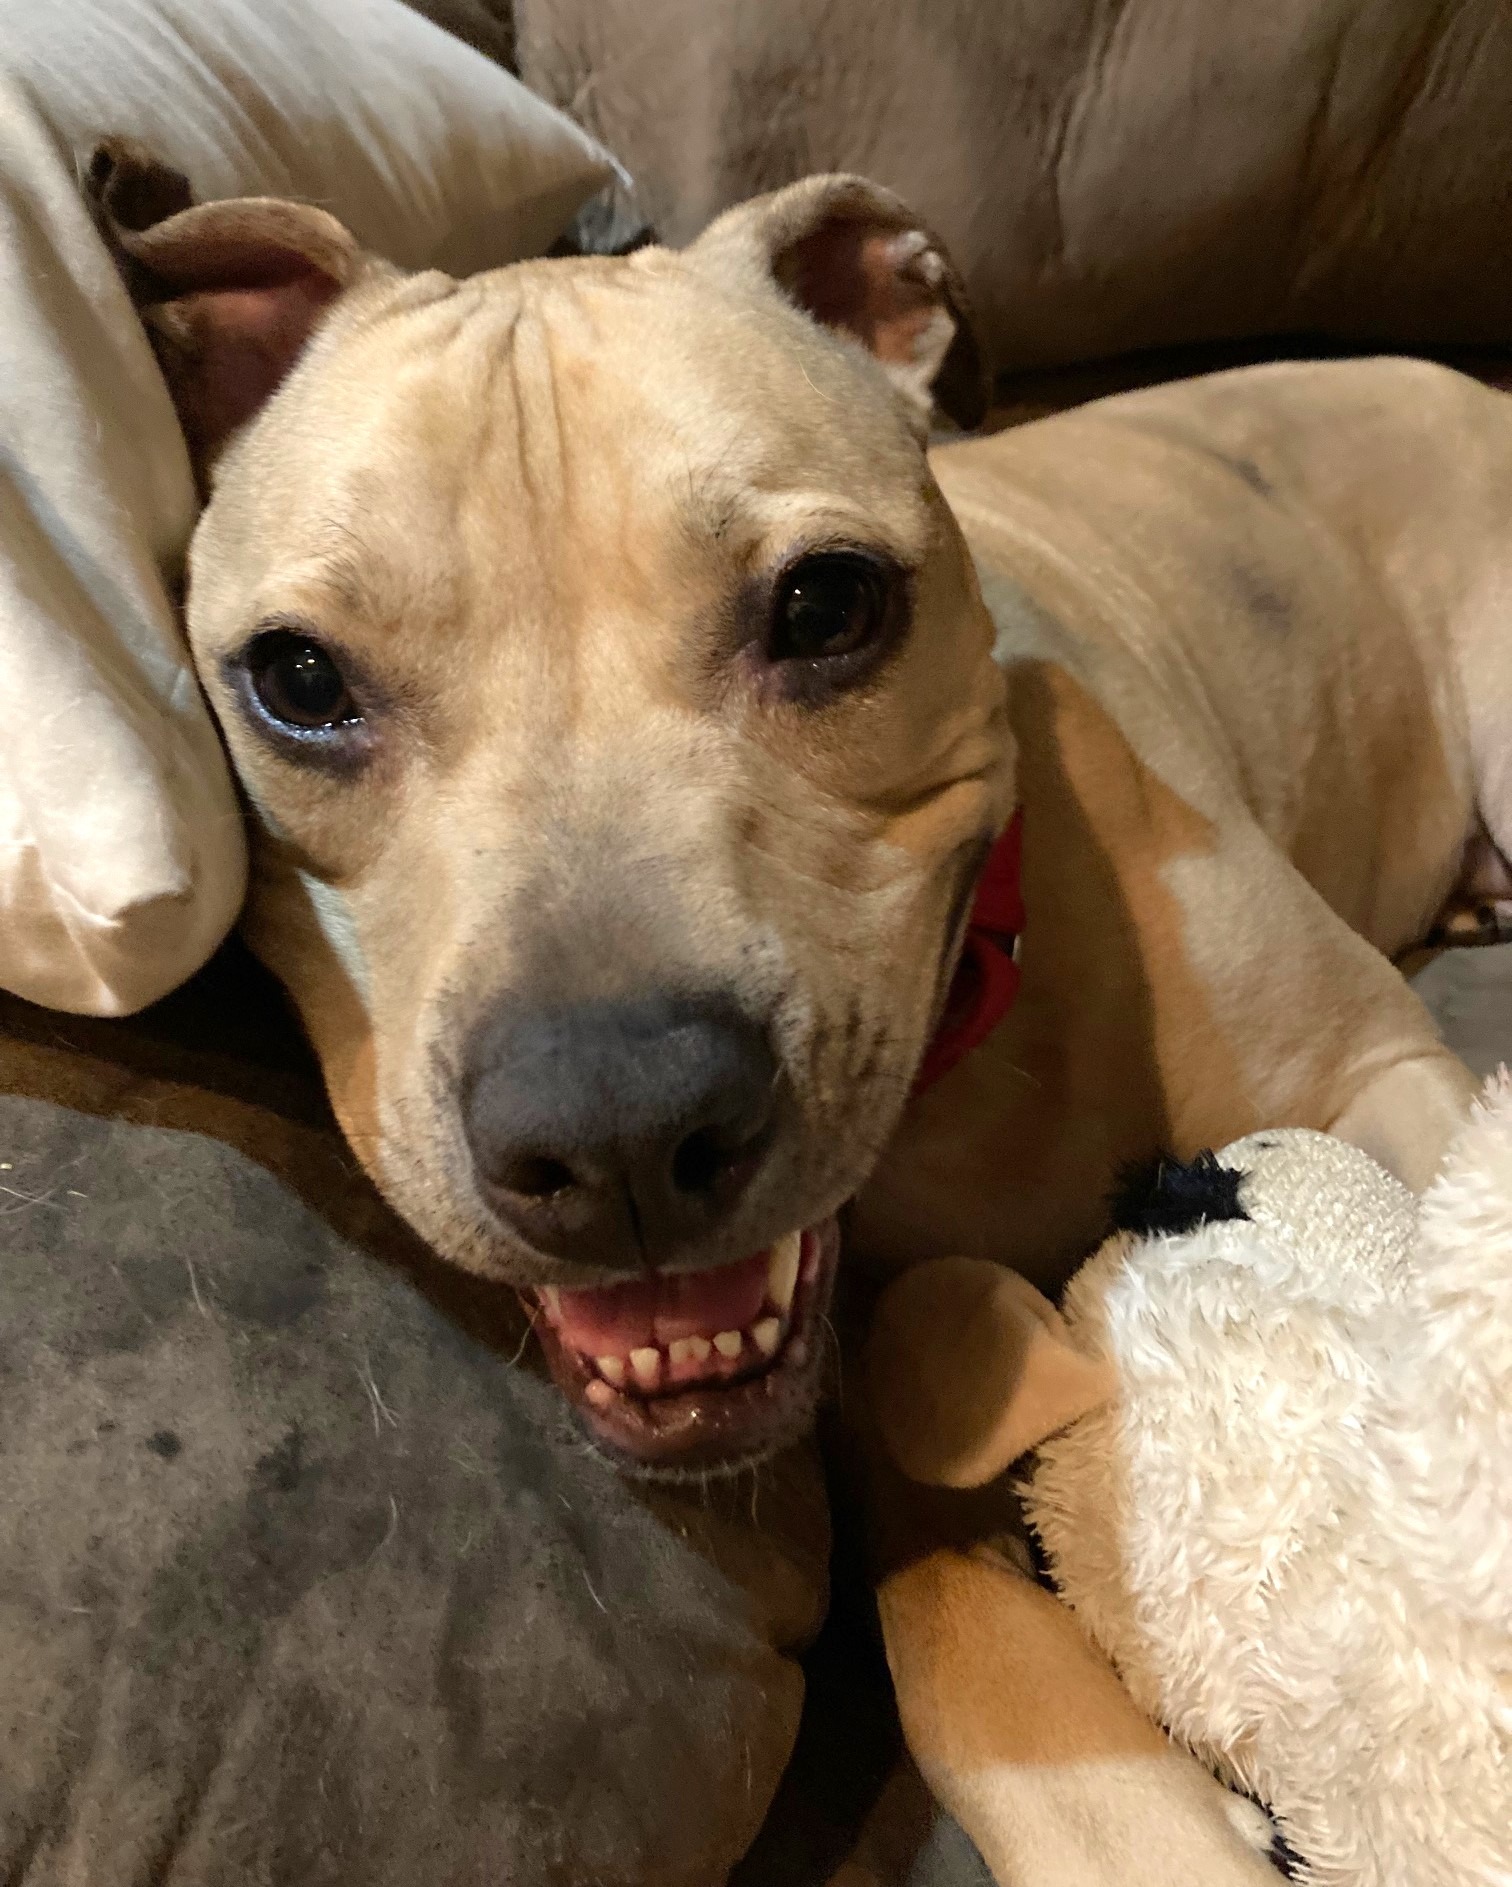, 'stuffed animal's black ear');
1108,1149,1249,1238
